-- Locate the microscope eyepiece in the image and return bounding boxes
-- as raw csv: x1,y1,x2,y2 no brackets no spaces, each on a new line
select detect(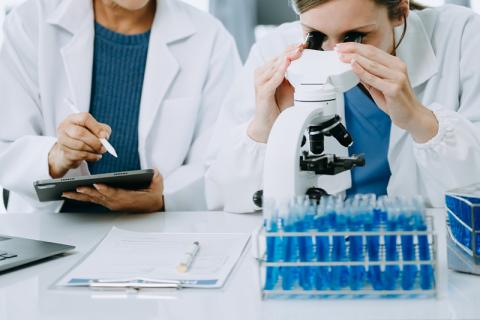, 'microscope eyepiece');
305,31,326,51
305,31,364,52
